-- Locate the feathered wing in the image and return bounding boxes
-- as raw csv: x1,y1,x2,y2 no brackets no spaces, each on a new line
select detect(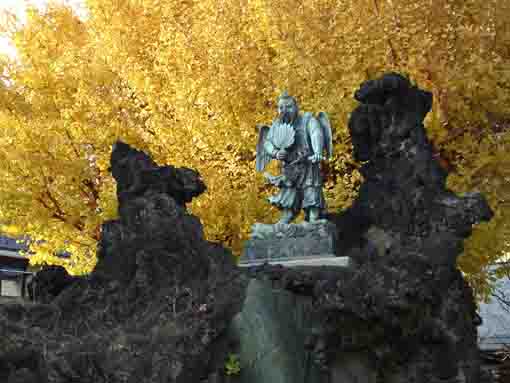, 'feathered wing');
256,124,272,172
317,112,333,159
